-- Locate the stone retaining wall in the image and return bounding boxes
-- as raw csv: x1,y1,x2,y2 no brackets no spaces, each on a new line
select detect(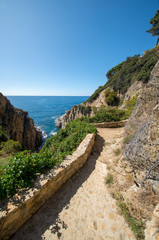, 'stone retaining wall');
93,120,127,128
0,133,95,240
